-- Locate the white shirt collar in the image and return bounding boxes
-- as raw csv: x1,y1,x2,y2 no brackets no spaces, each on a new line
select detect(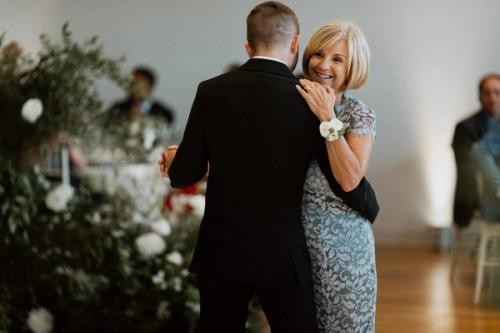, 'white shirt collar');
252,56,289,68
